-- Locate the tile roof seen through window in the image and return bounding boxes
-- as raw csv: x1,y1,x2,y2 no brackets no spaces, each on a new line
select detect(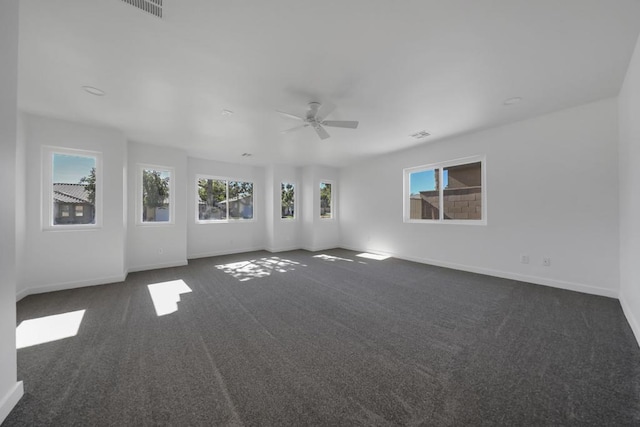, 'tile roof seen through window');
53,183,91,204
